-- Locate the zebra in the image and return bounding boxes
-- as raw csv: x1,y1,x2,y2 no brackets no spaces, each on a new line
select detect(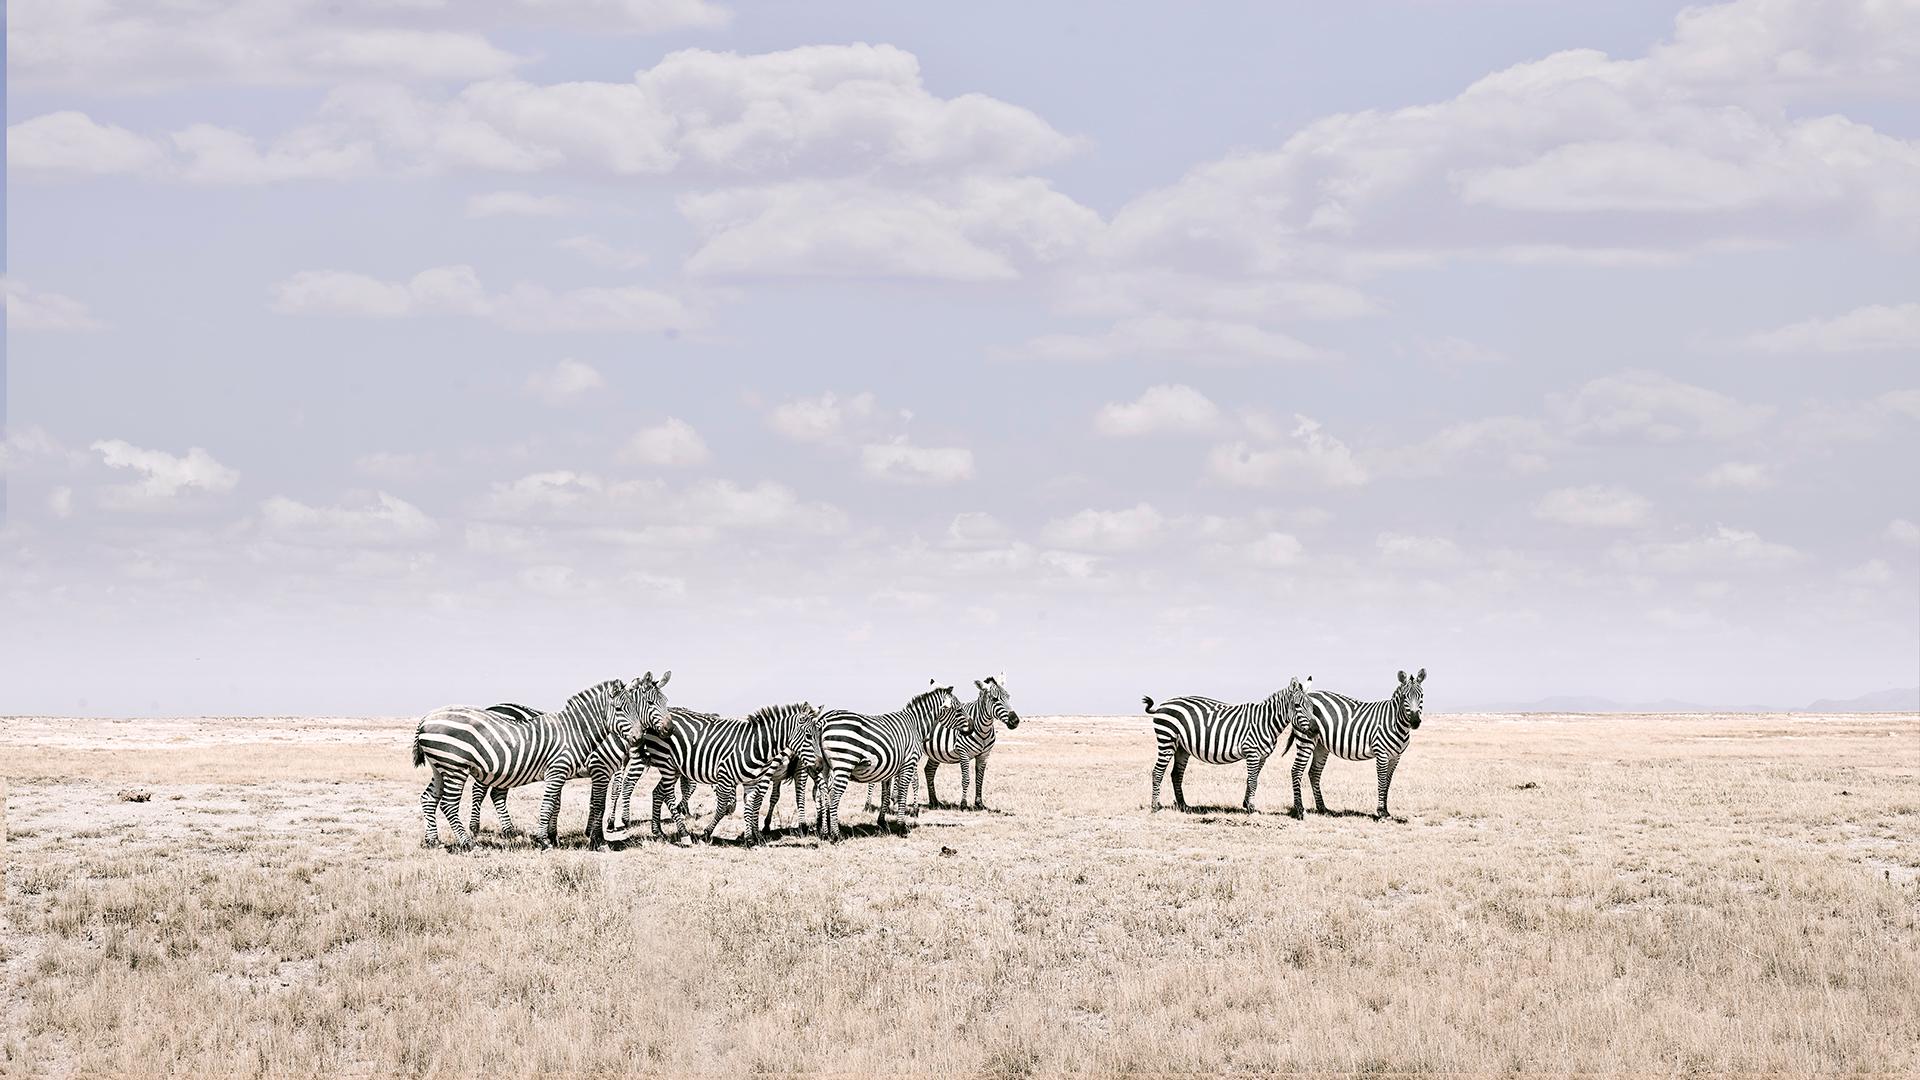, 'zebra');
635,702,820,846
412,672,672,850
454,702,544,840
1145,676,1314,813
923,676,1020,810
1285,668,1425,821
757,725,825,837
819,685,969,842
